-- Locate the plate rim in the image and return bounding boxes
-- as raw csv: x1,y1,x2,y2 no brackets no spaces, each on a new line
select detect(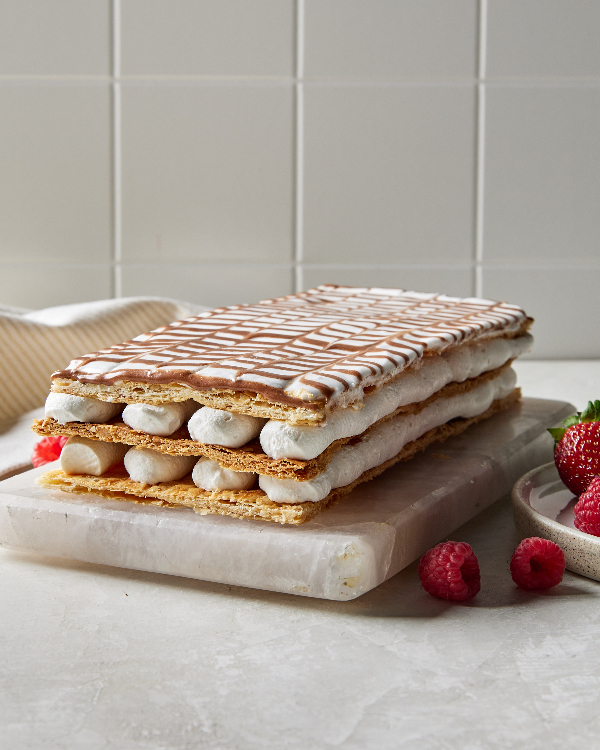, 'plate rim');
511,461,597,541
511,462,600,580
